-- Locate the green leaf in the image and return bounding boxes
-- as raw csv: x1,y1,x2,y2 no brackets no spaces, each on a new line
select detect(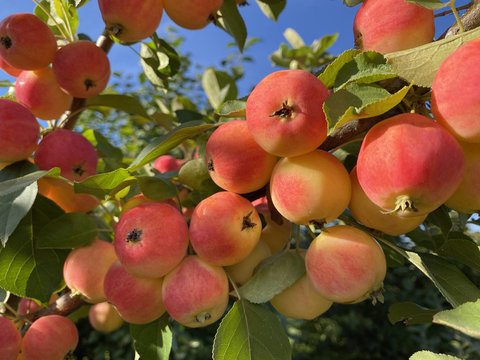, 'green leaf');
410,351,462,360
0,80,15,87
334,51,395,90
433,299,480,339
202,68,238,111
83,129,123,160
36,212,97,249
323,82,412,134
387,302,438,325
0,161,39,247
436,239,480,272
177,159,210,189
406,251,480,307
35,0,79,37
236,251,305,303
74,168,131,199
128,121,216,172
0,195,69,304
426,205,452,239
0,168,60,197
283,28,304,49
213,299,291,360
385,27,480,88
405,0,449,10
318,49,362,88
255,0,286,22
86,95,151,120
217,0,247,53
136,176,177,201
131,314,172,360
140,42,168,89
343,0,364,6
151,34,181,77
215,97,248,119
